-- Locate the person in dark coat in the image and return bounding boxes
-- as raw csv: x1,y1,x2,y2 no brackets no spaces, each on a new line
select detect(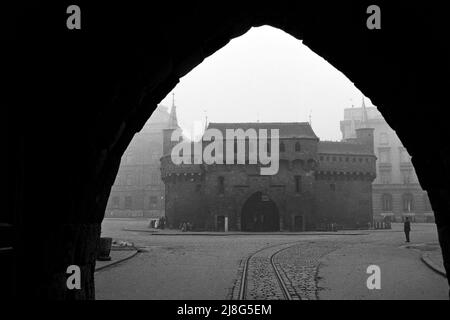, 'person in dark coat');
404,217,411,242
